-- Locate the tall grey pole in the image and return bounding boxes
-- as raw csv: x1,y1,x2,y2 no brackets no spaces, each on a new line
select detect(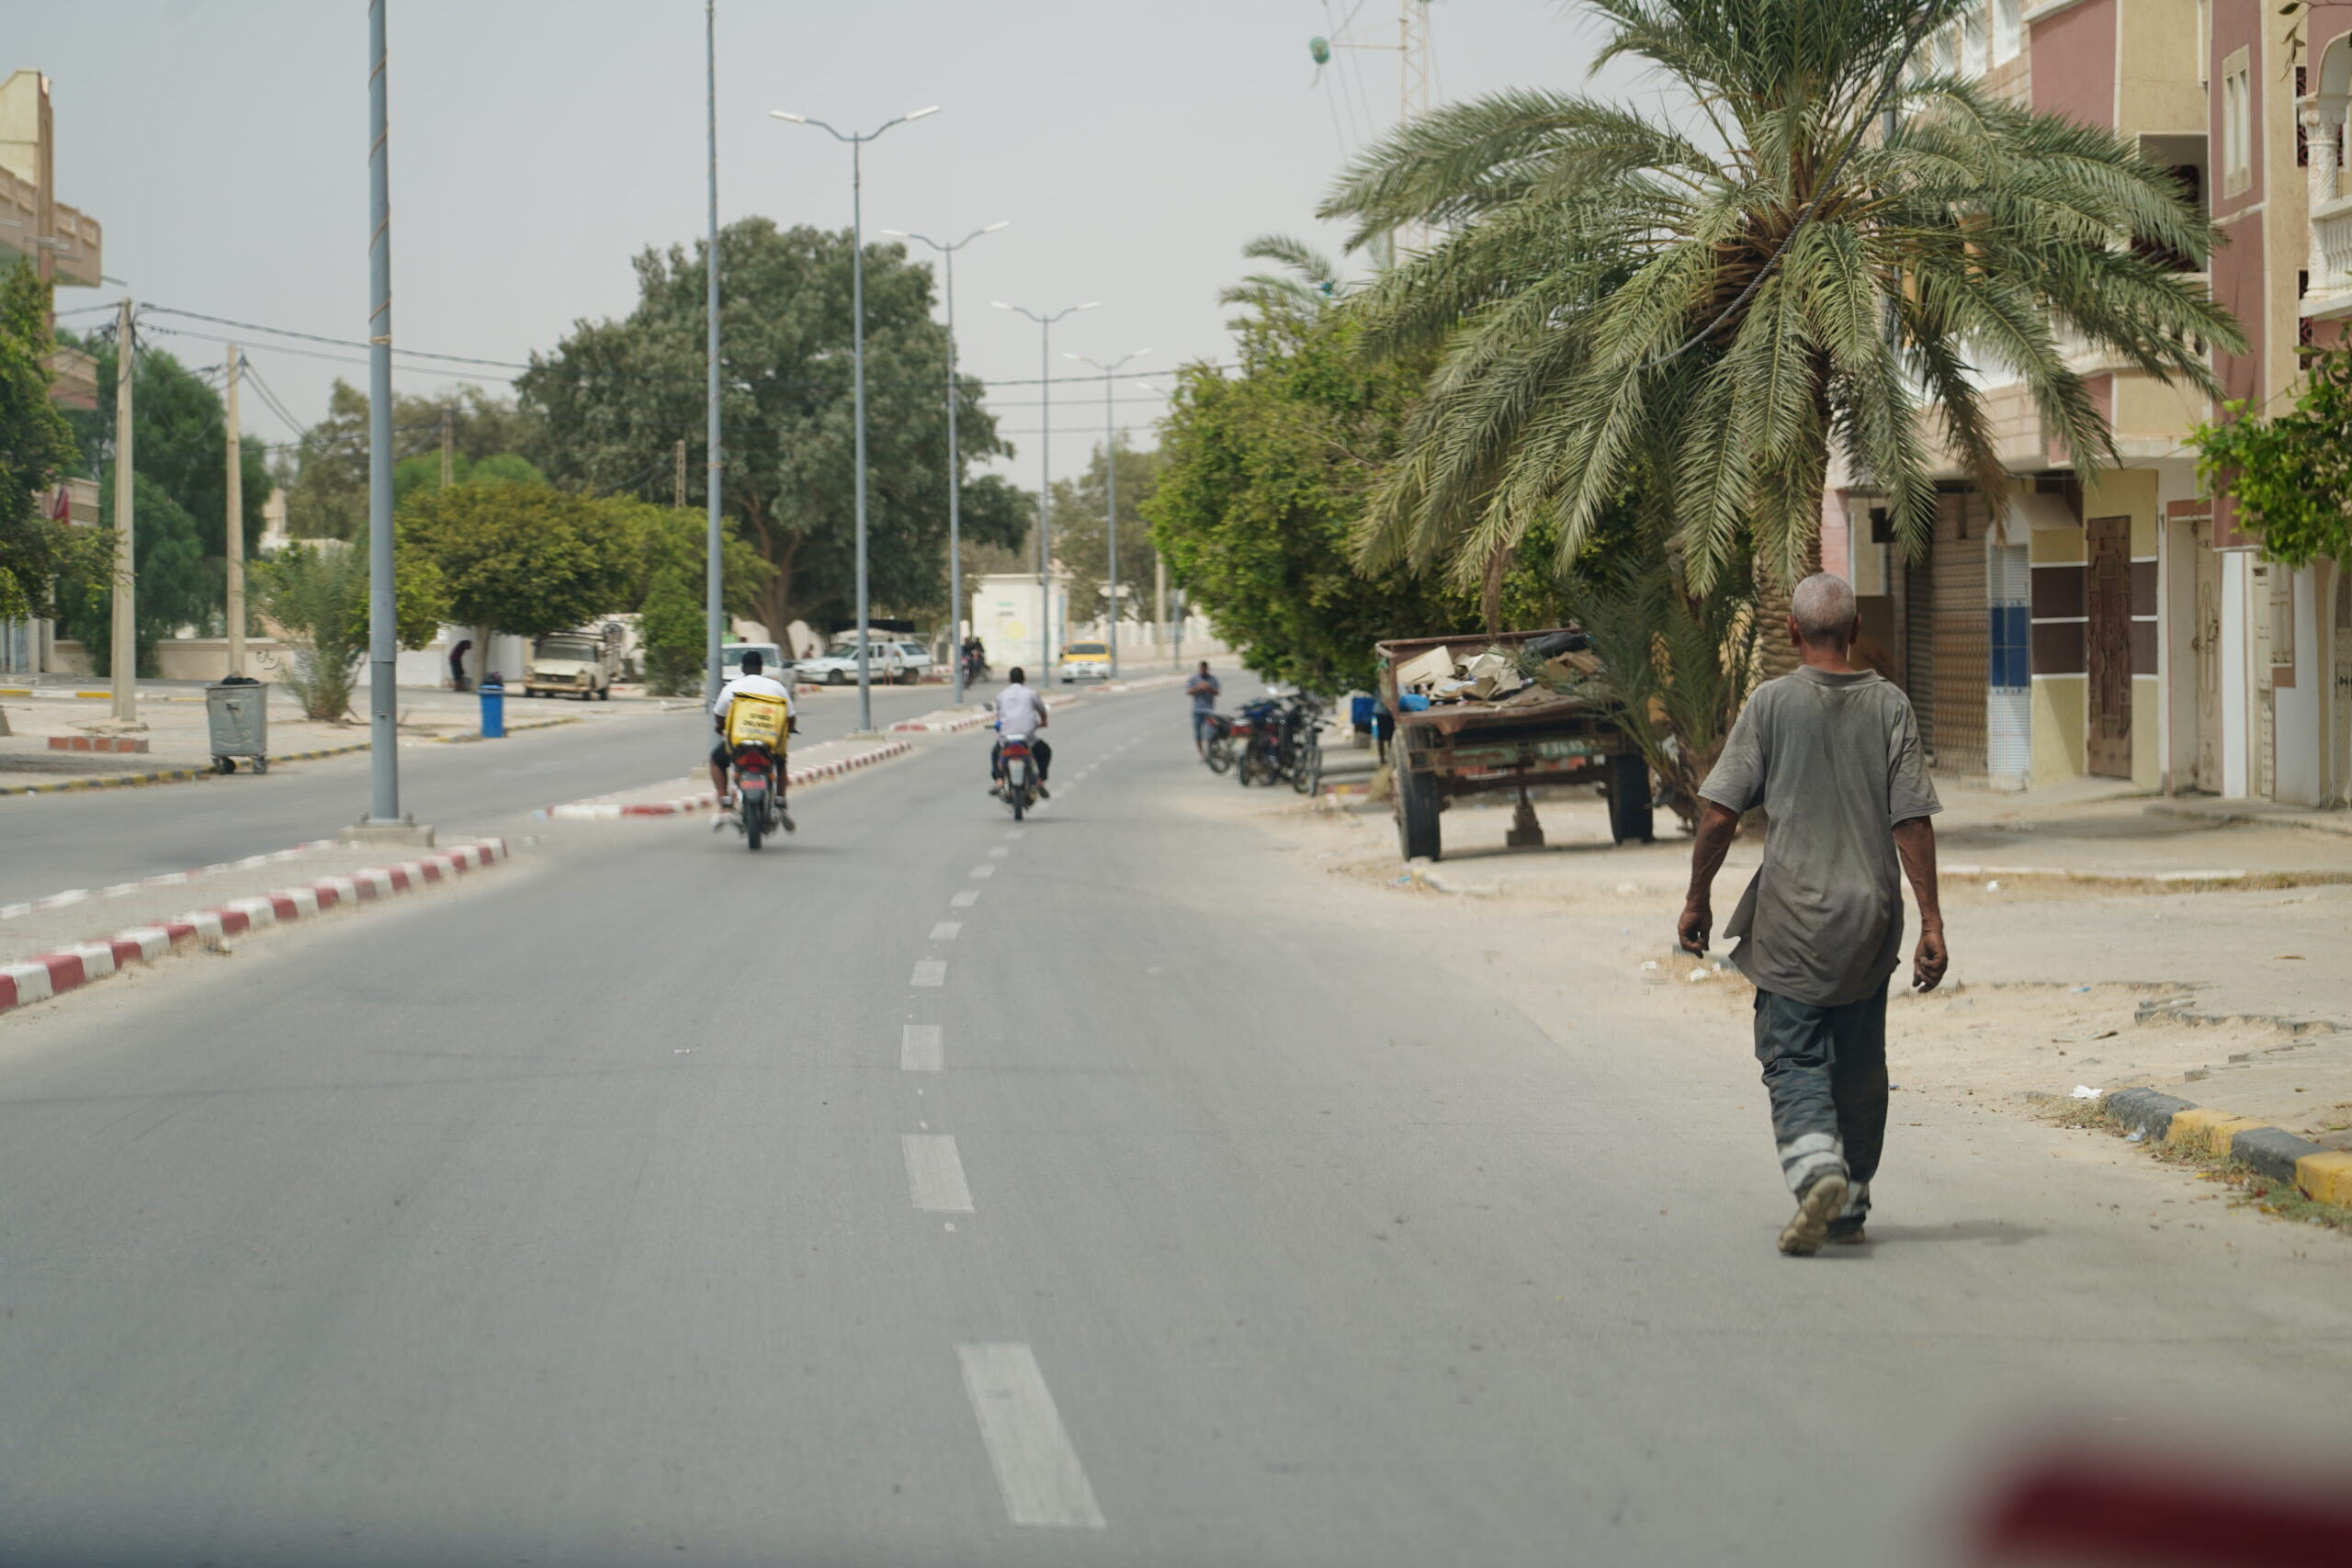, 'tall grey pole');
1065,349,1147,677
888,222,1006,707
944,241,962,705
769,107,938,734
225,344,244,677
850,136,872,732
365,0,398,824
704,0,723,707
109,296,135,721
993,300,1097,678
